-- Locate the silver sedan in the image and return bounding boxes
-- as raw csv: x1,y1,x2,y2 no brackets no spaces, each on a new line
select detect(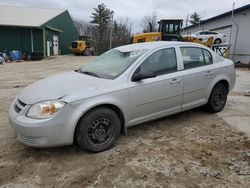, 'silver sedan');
9,41,236,152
